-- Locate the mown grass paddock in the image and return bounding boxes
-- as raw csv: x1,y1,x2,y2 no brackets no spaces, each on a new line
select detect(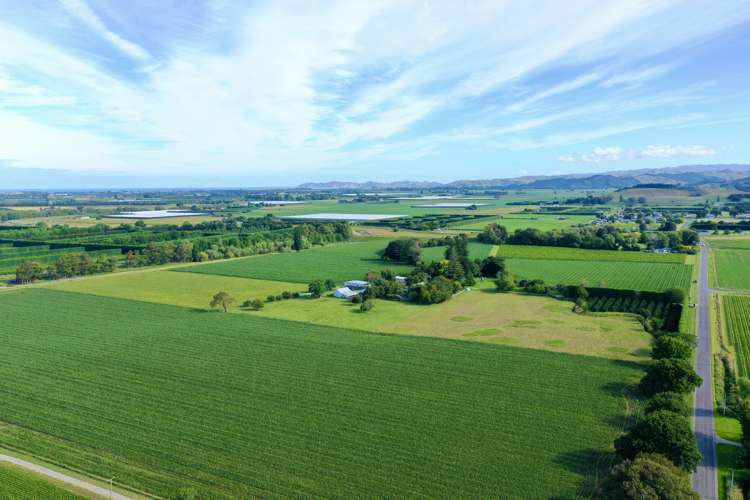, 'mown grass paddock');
175,239,413,283
0,288,643,499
